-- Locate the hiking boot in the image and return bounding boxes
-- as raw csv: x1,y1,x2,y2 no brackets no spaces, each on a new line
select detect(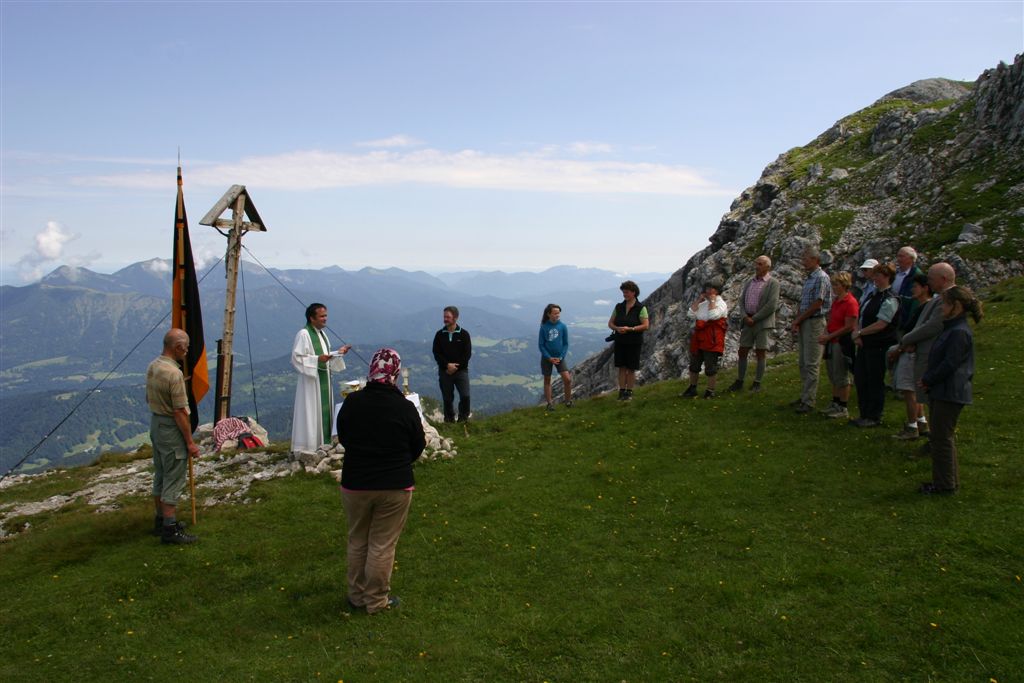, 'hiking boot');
794,403,813,414
917,482,957,496
565,400,574,408
161,524,198,545
726,379,744,392
917,422,930,438
153,518,188,536
850,417,881,428
826,405,849,419
679,385,698,398
703,389,716,399
623,389,633,401
546,402,556,412
819,401,838,416
749,382,762,393
788,398,805,408
617,388,627,401
892,424,919,441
